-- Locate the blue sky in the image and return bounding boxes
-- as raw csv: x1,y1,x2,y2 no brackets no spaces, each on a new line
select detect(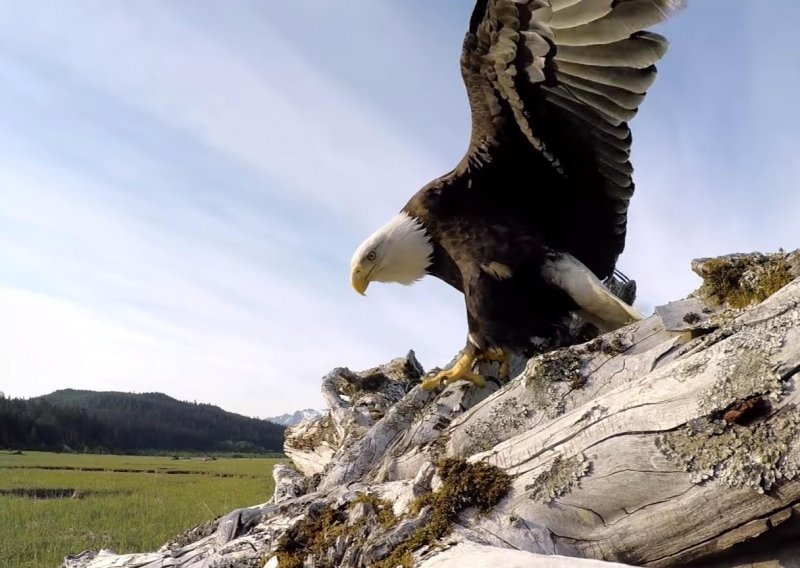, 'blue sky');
1,1,798,417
